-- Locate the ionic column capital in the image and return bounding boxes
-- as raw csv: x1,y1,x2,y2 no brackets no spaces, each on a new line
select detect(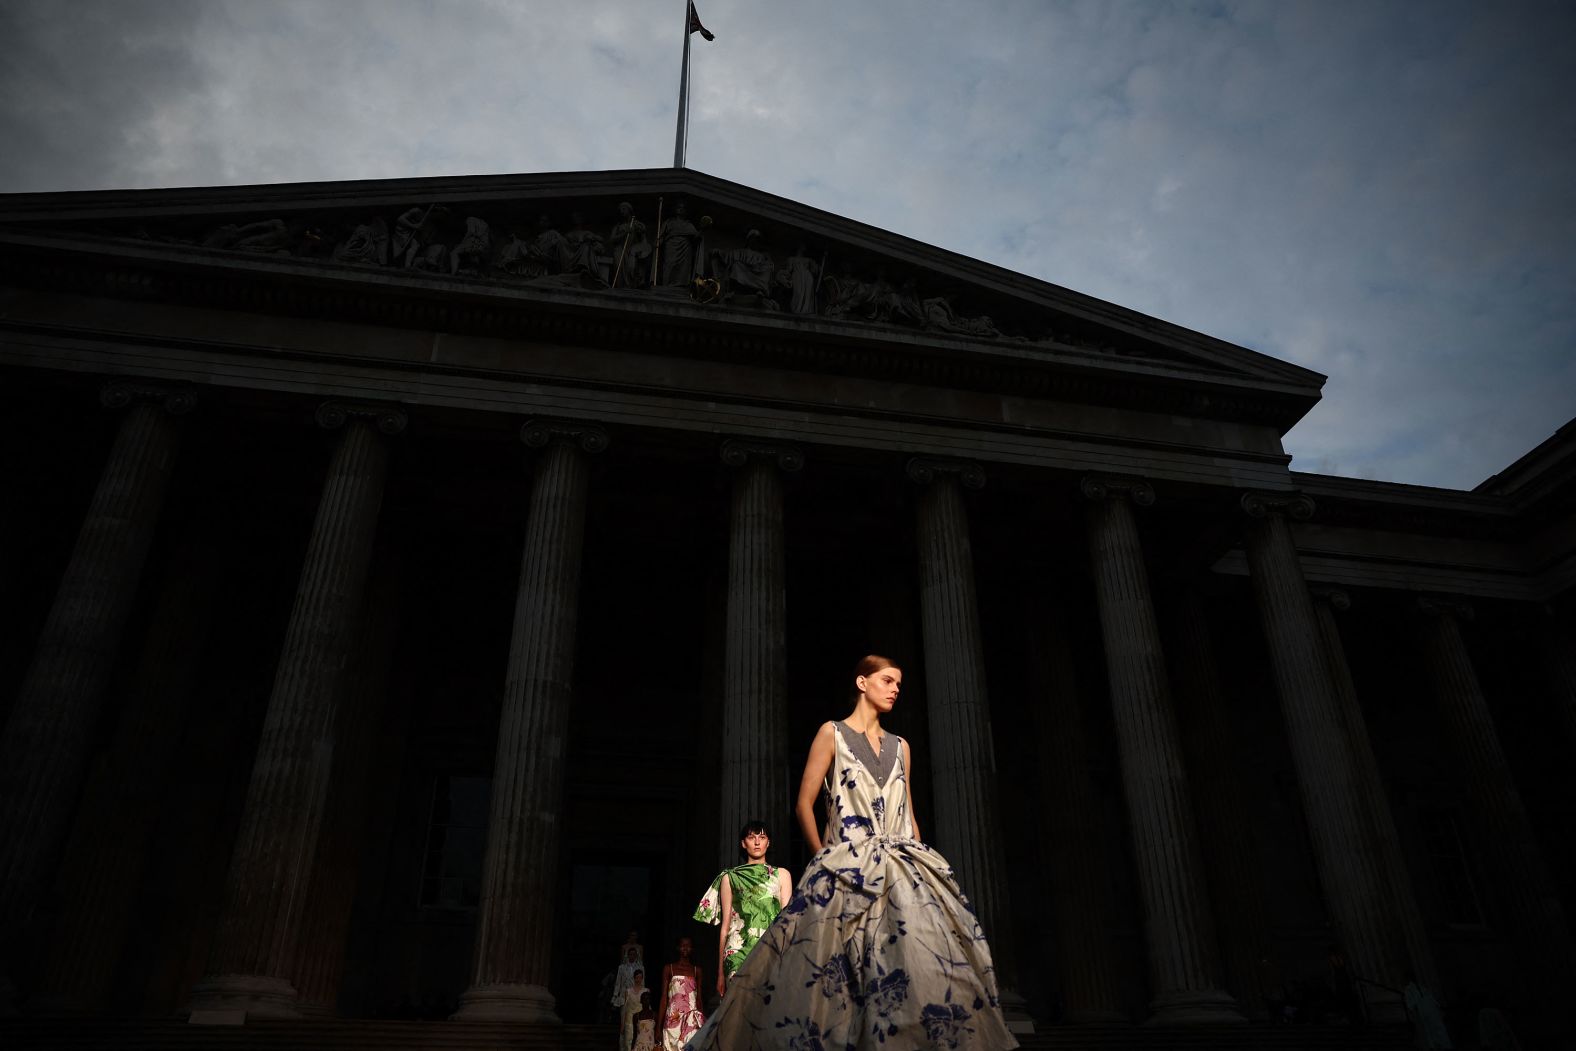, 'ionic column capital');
1080,474,1155,507
1417,595,1474,622
520,418,608,453
720,438,803,472
100,381,198,415
1311,586,1352,612
1240,489,1315,520
906,457,985,490
316,401,408,435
